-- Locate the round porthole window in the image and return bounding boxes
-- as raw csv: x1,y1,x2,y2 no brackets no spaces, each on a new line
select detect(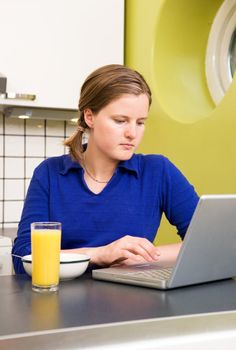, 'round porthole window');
206,0,236,105
229,28,236,77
